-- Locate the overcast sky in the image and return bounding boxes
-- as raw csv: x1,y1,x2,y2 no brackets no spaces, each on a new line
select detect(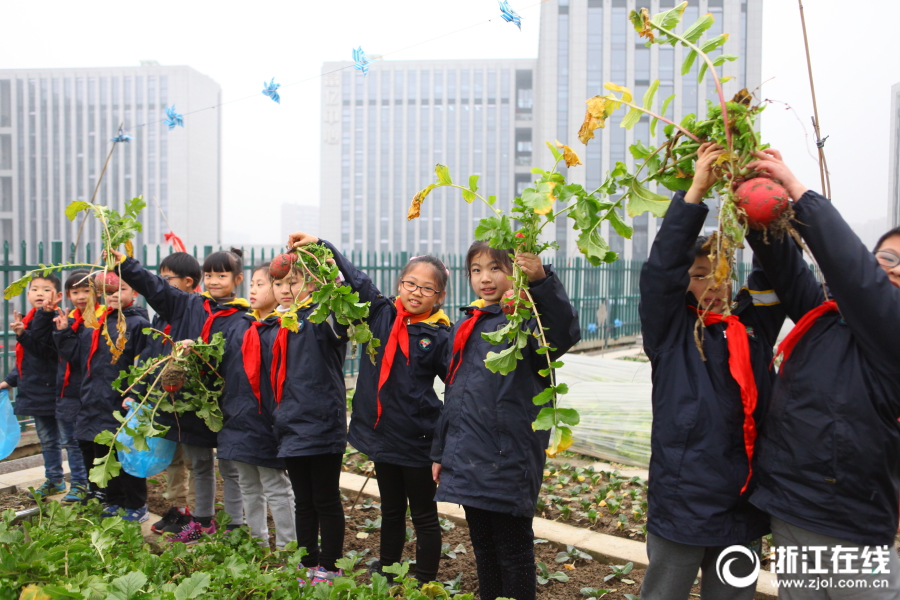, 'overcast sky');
2,0,896,246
